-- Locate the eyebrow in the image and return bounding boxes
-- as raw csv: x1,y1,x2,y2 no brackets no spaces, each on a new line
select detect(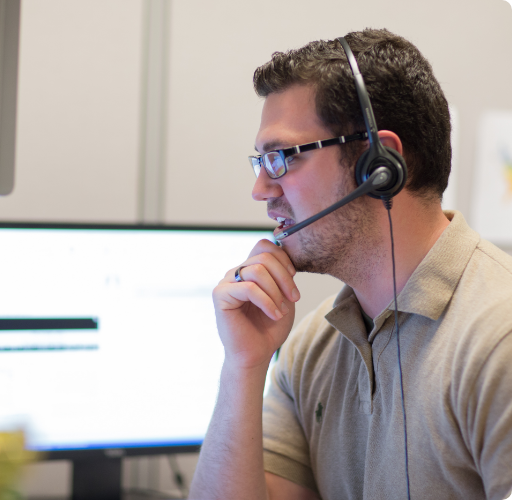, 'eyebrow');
254,140,295,155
